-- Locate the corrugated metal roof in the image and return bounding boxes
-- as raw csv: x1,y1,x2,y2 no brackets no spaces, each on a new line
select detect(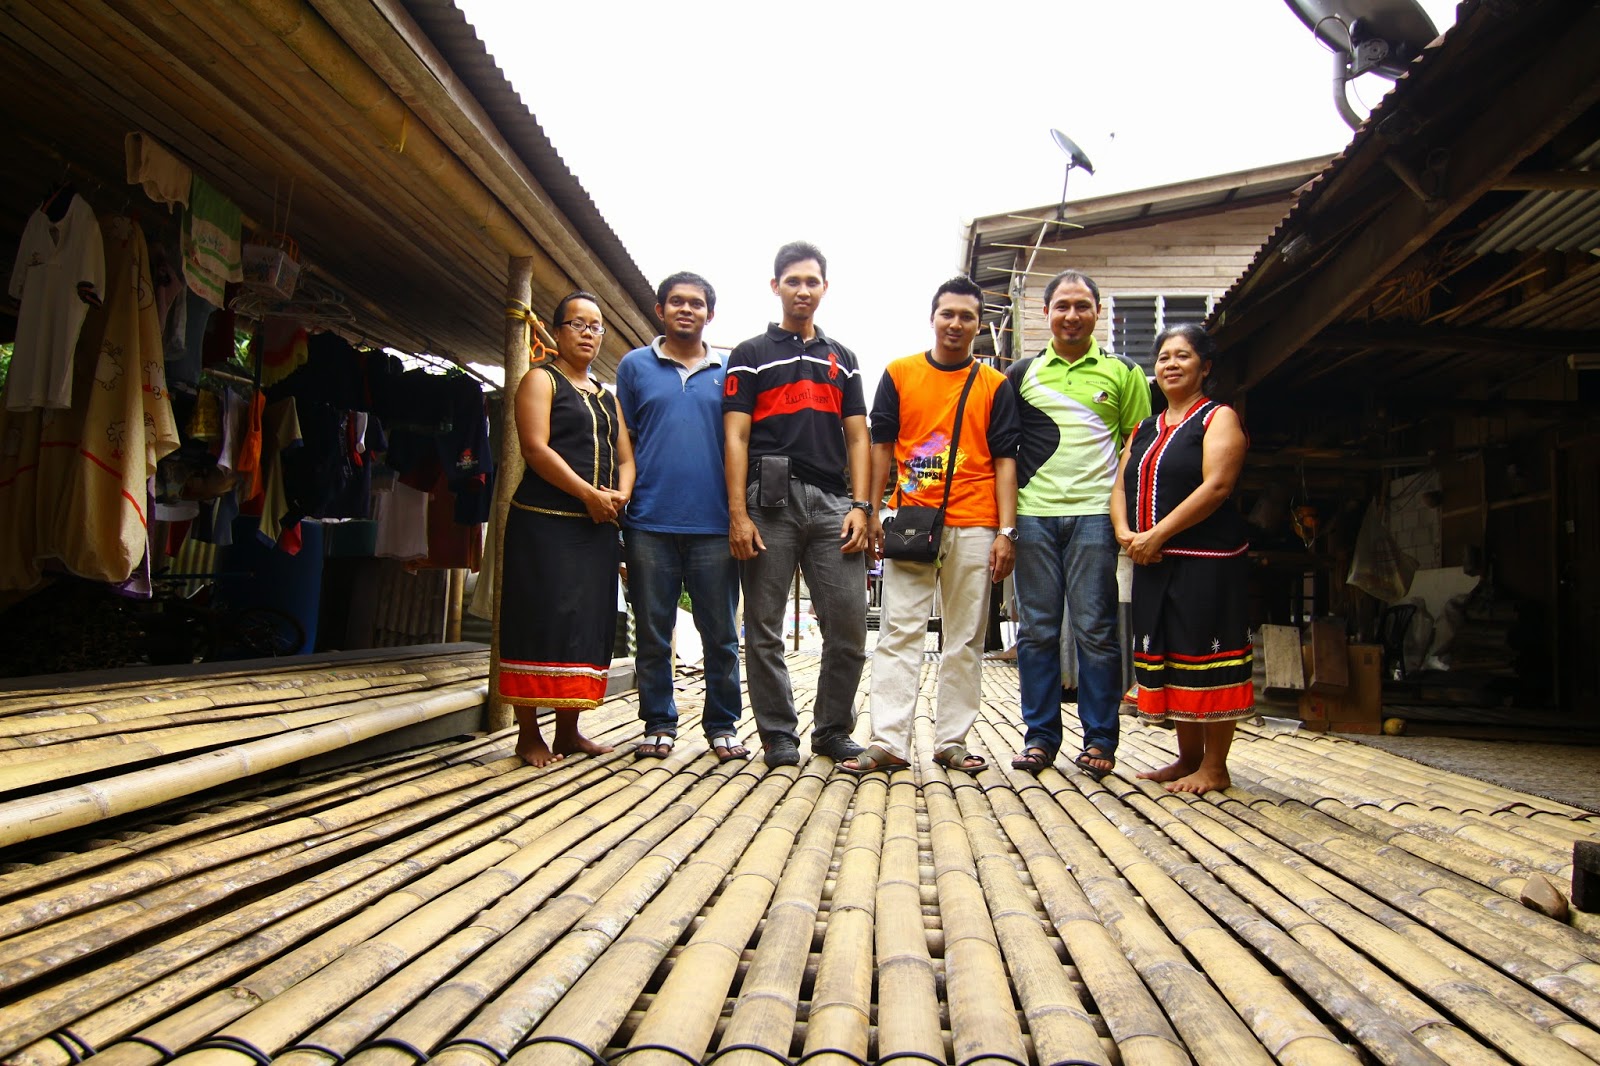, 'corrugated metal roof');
400,0,659,322
1469,138,1600,255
